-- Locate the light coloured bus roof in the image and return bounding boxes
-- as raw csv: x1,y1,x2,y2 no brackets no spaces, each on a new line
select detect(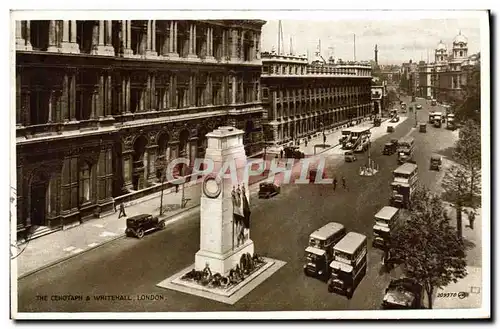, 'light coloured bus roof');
433,112,443,116
350,127,371,134
310,222,345,241
375,206,399,220
393,163,418,175
333,232,367,254
398,136,414,143
305,246,326,256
